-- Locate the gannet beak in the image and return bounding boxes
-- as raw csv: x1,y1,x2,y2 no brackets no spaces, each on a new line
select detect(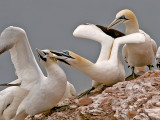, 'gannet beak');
108,18,125,29
36,48,46,58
